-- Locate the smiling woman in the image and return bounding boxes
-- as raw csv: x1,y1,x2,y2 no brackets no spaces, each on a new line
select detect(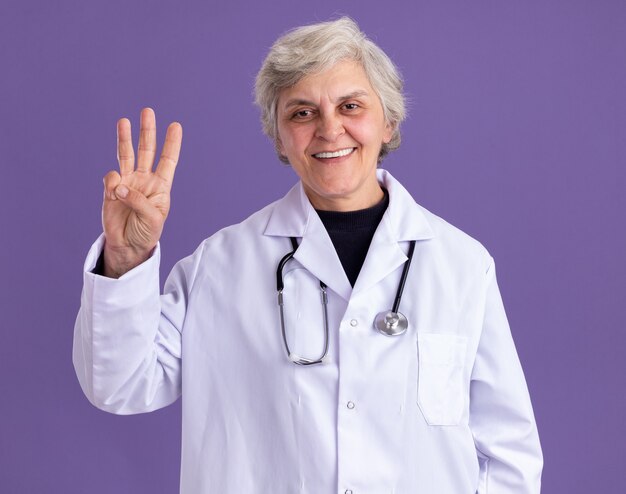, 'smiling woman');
255,17,405,164
73,16,543,494
276,60,393,211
